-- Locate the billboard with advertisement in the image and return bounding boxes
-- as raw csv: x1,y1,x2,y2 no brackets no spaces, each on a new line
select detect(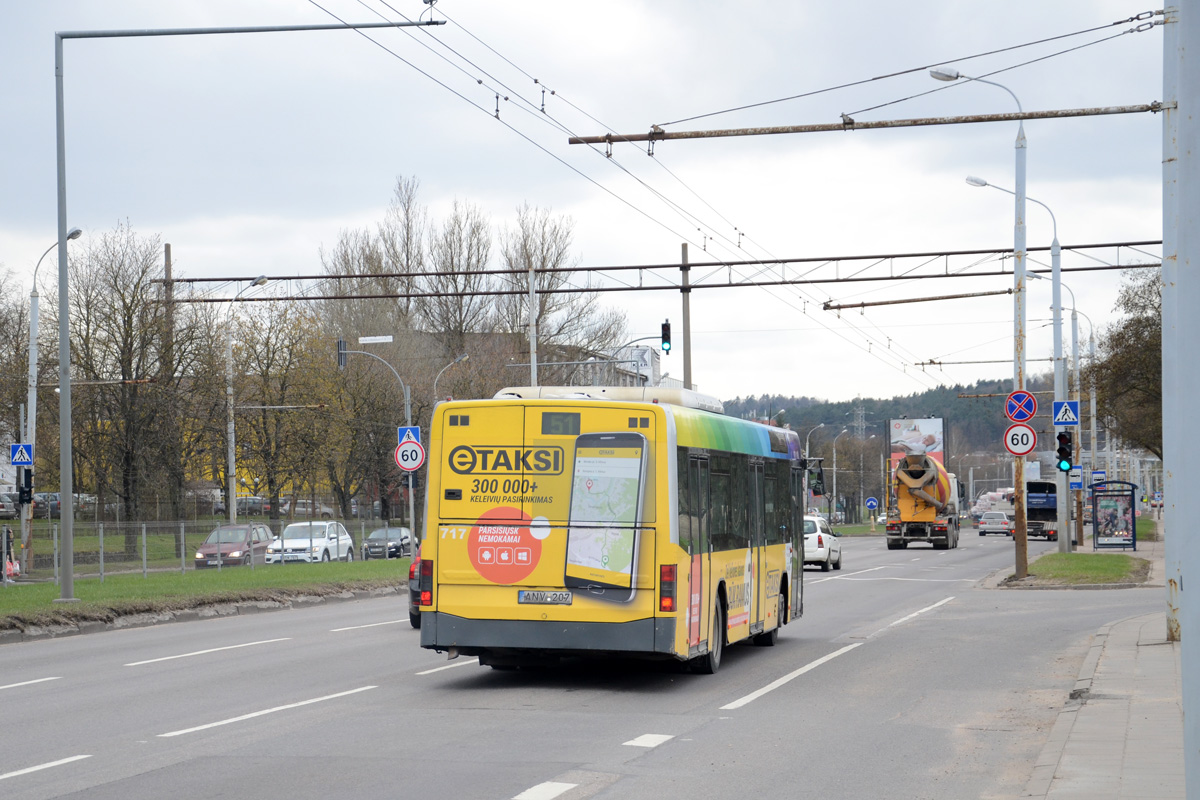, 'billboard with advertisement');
889,418,945,470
